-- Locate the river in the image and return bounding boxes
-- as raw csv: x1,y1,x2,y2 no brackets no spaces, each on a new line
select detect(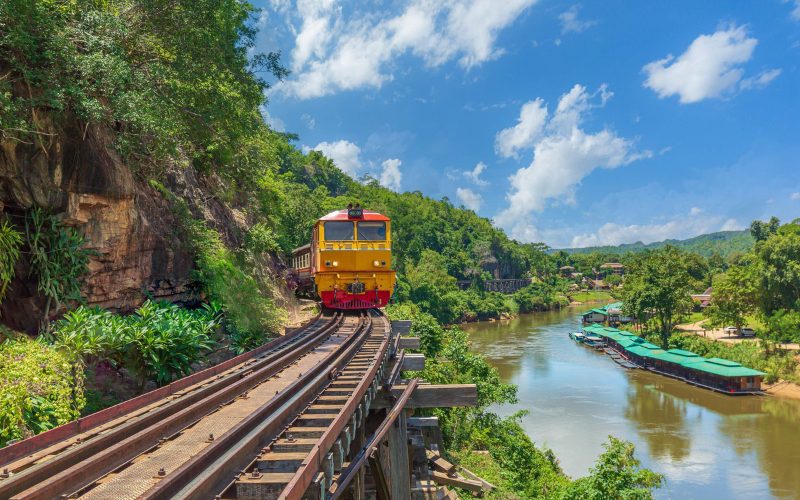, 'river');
462,307,800,499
